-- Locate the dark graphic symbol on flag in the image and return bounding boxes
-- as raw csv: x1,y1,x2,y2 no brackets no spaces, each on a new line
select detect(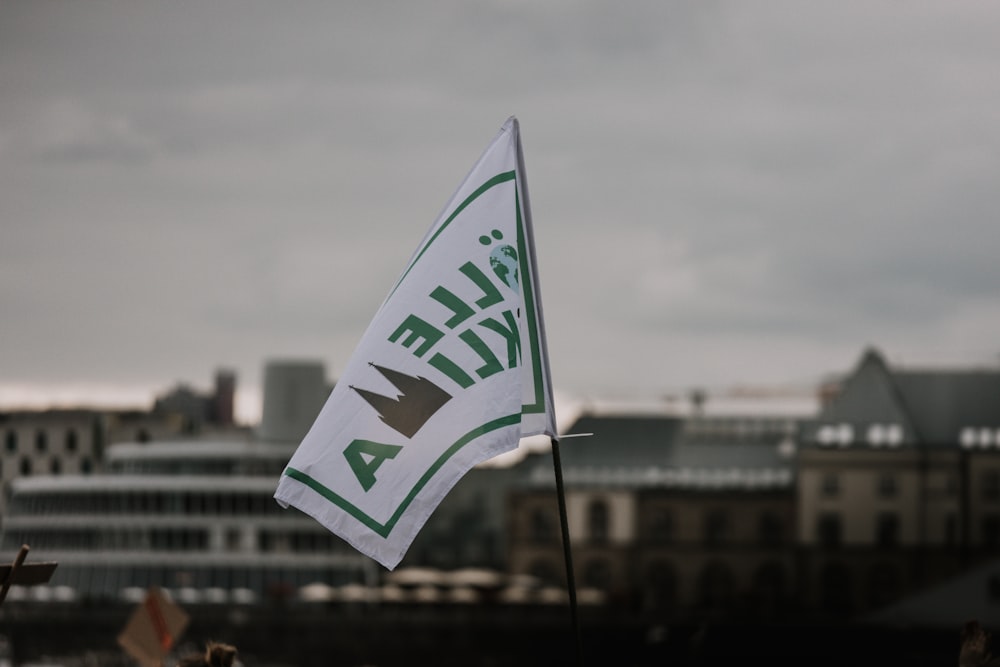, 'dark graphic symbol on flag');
351,363,452,438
